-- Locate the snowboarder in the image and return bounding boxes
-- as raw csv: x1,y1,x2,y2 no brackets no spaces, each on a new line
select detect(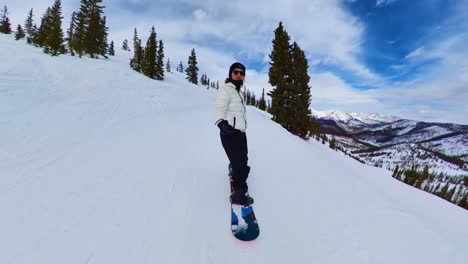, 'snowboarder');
214,62,254,206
